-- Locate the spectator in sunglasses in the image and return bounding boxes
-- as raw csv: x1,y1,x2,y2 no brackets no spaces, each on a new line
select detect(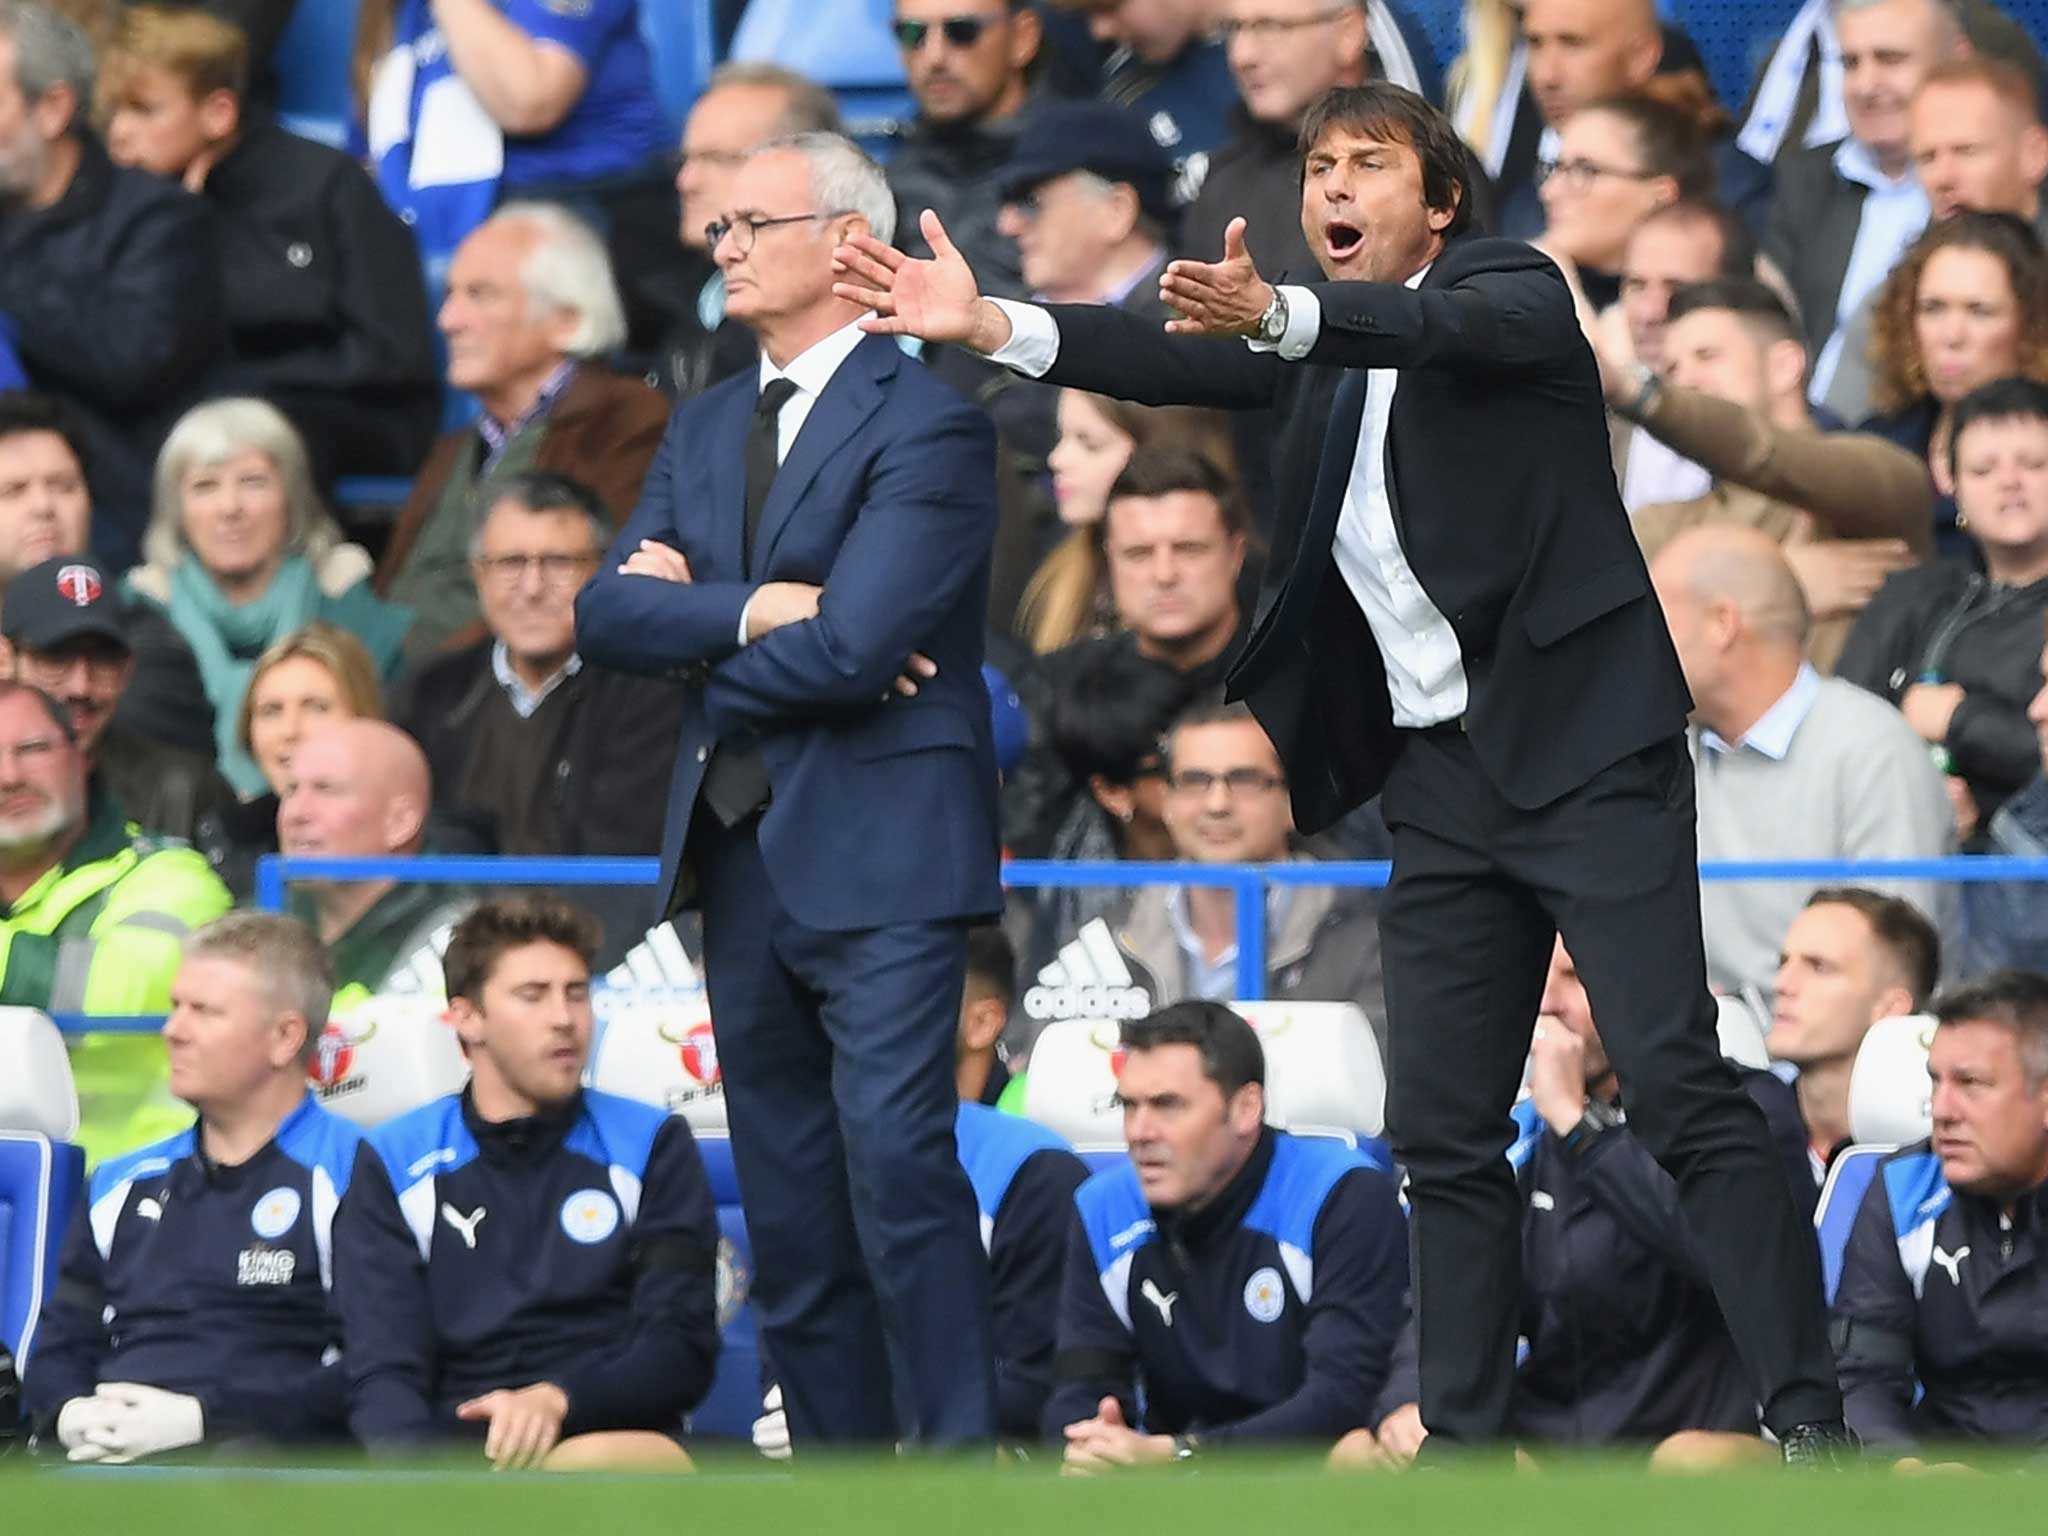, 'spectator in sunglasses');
890,0,1047,301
